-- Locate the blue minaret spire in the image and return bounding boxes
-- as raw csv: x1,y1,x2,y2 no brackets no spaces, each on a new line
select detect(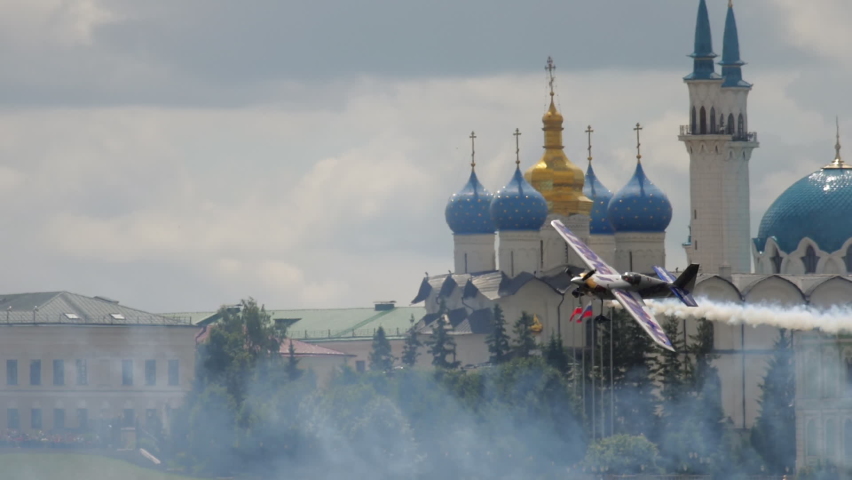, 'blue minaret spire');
685,0,719,80
719,1,751,88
